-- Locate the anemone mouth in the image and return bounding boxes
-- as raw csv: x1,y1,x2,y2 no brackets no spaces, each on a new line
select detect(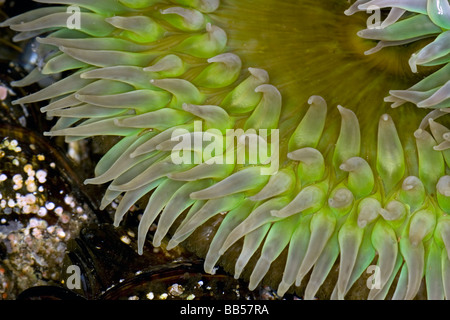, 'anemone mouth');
213,0,428,108
212,0,436,160
2,0,450,300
